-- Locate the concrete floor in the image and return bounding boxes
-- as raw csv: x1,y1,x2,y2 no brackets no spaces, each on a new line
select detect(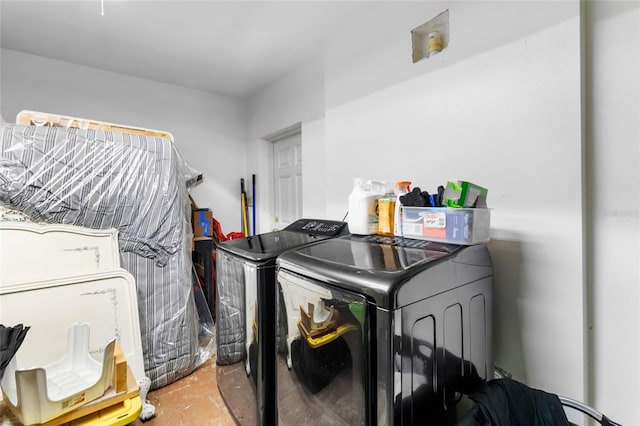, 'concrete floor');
130,357,236,426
